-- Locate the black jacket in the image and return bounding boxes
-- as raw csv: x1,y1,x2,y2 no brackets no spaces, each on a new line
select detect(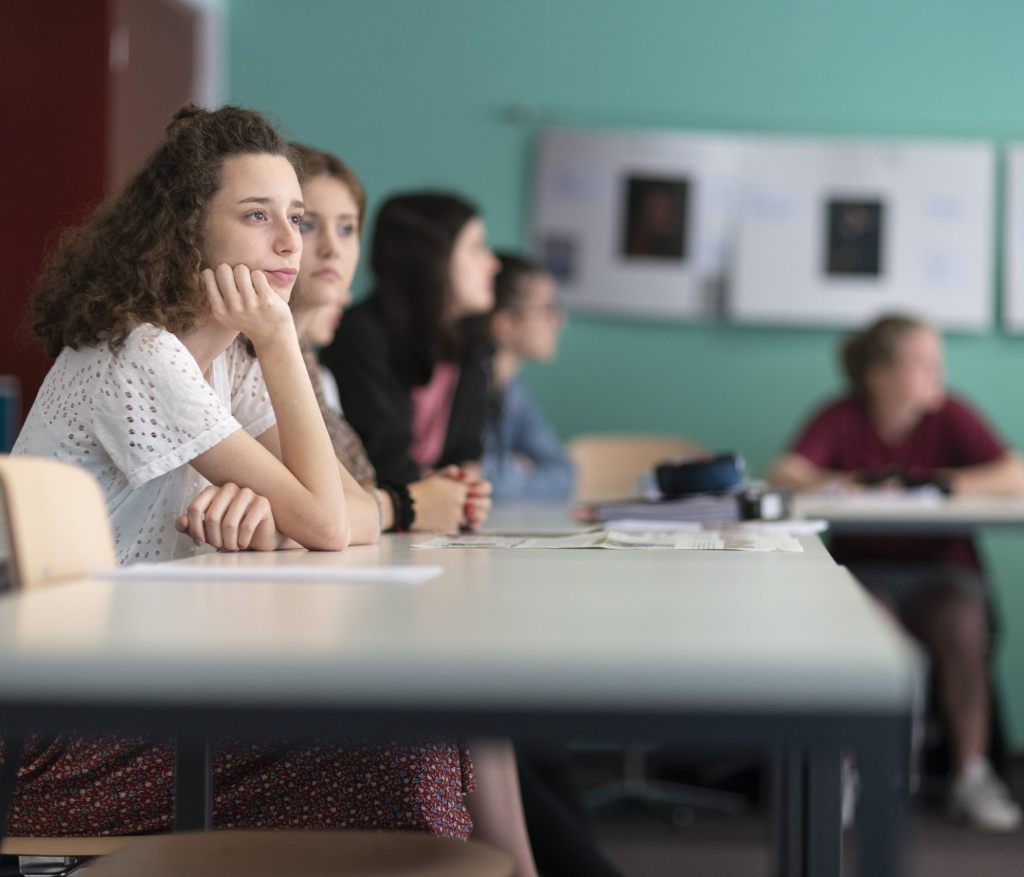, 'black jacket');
323,297,490,485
